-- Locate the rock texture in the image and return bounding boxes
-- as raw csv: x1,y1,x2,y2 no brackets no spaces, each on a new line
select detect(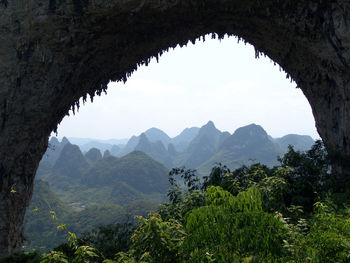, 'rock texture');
0,0,350,257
